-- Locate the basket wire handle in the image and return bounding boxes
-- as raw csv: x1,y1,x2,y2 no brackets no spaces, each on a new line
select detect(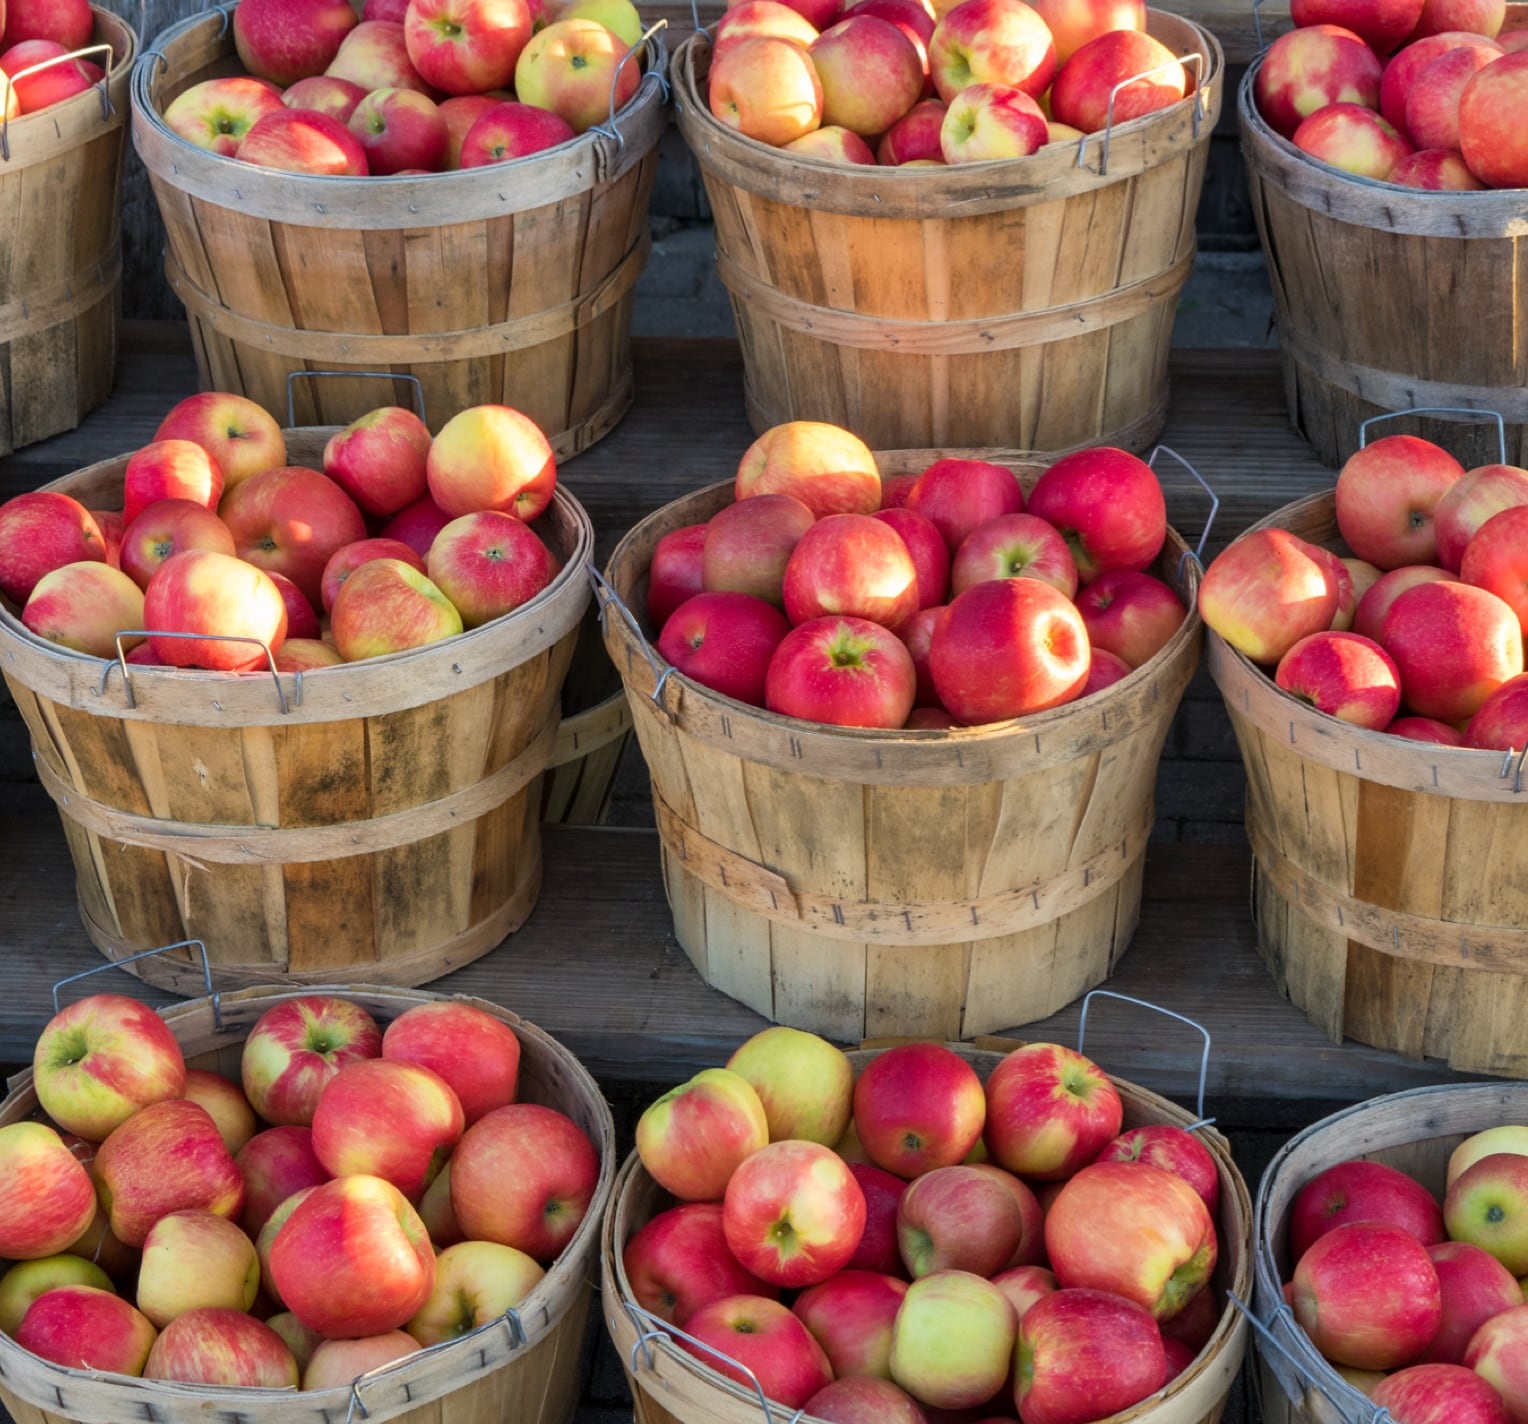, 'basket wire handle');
591,18,671,153
51,940,219,1025
621,1300,806,1424
1226,1293,1397,1424
285,369,428,427
1147,443,1220,582
1075,50,1205,177
1498,745,1528,795
1357,406,1507,465
587,564,680,717
1251,0,1271,54
0,41,116,161
102,631,289,714
1076,989,1212,1126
